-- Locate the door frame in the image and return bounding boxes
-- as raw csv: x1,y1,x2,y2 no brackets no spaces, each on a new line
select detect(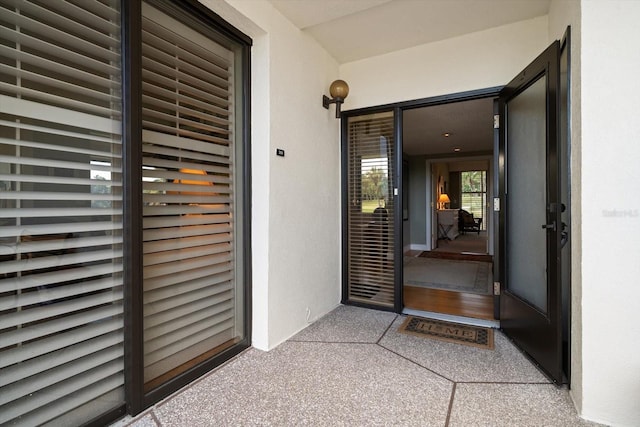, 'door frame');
341,87,502,314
